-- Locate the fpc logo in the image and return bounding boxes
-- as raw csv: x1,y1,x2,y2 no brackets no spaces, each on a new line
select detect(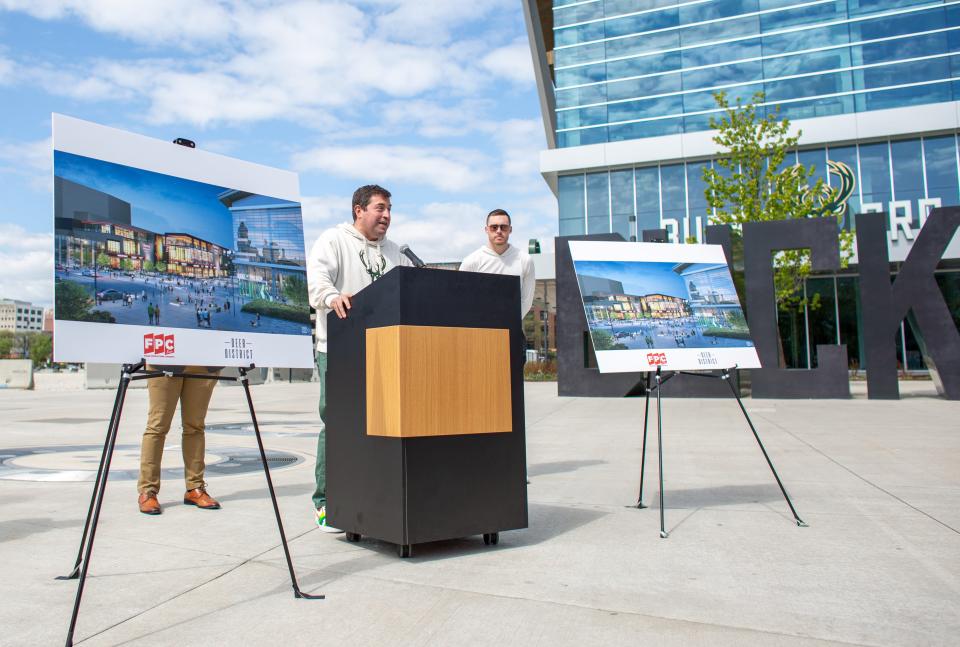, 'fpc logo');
646,352,667,367
144,333,175,357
